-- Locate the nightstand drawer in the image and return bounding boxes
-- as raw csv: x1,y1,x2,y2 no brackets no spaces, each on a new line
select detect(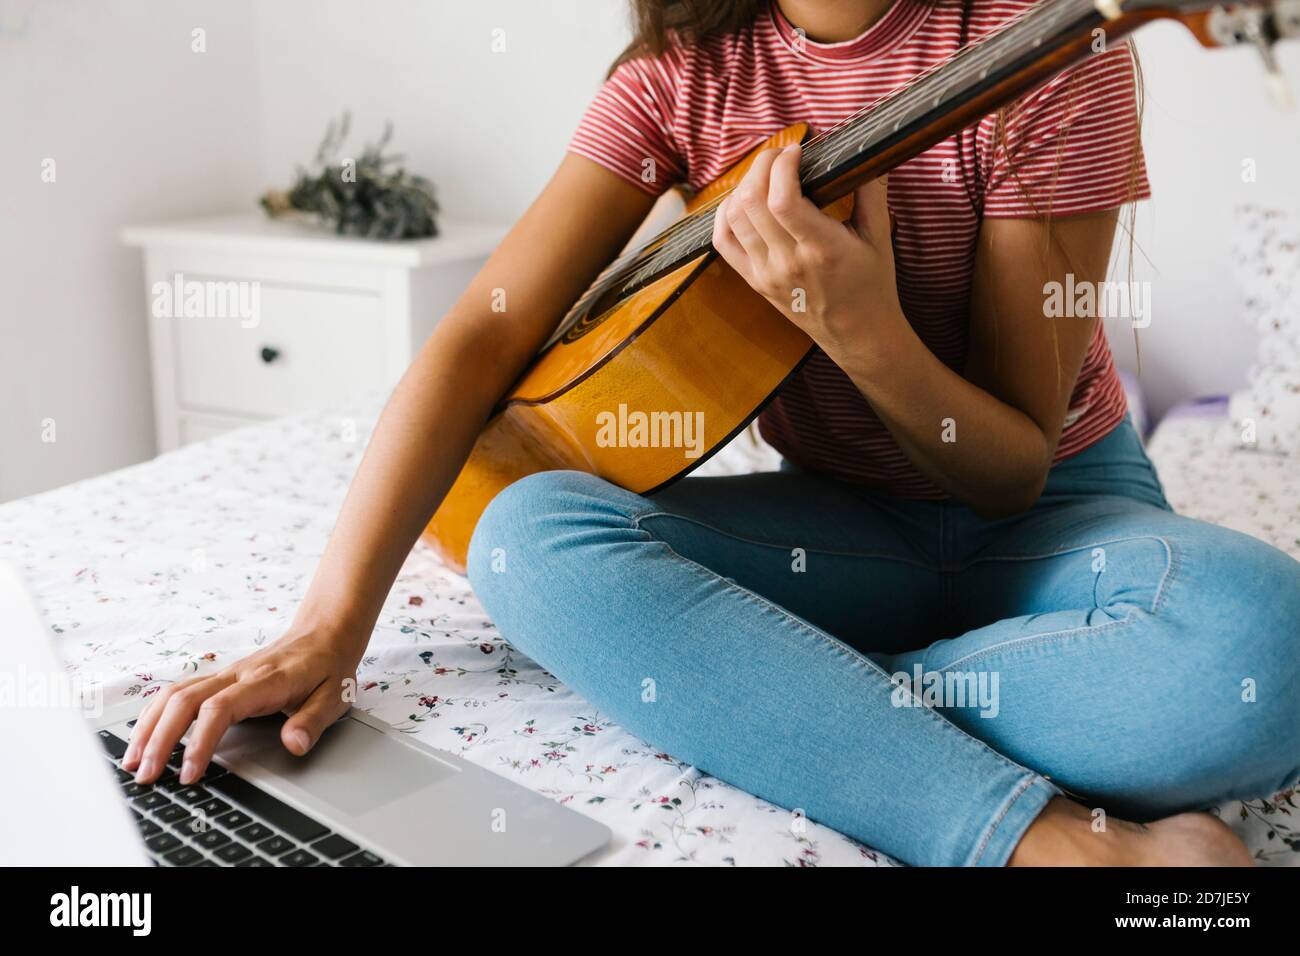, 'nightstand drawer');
174,282,385,418
127,214,505,450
